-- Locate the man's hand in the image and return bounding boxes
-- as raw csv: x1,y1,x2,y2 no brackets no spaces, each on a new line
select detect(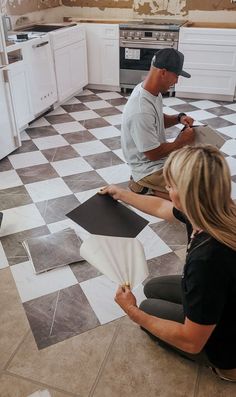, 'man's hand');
99,185,124,201
180,115,194,127
175,126,195,146
115,285,137,315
